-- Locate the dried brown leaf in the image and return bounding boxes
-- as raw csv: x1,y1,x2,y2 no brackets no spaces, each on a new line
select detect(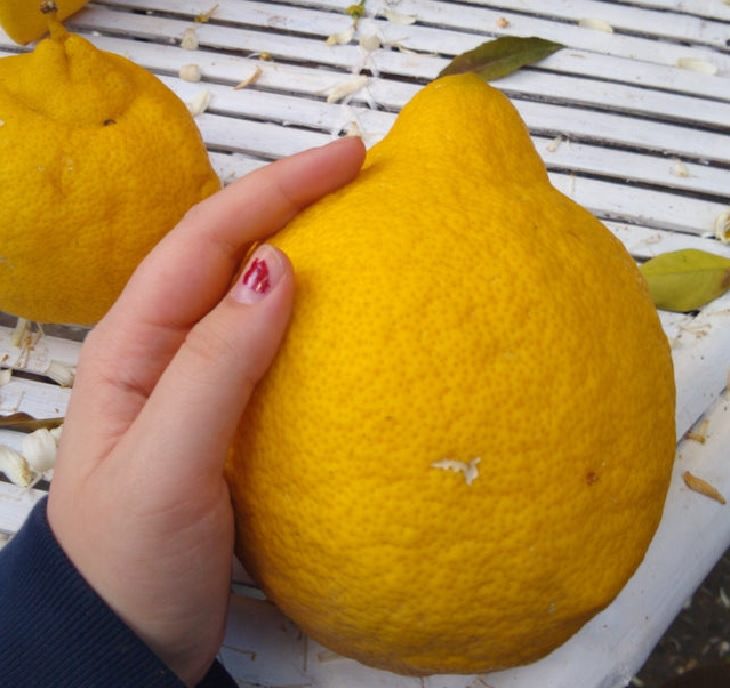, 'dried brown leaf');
682,471,726,505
